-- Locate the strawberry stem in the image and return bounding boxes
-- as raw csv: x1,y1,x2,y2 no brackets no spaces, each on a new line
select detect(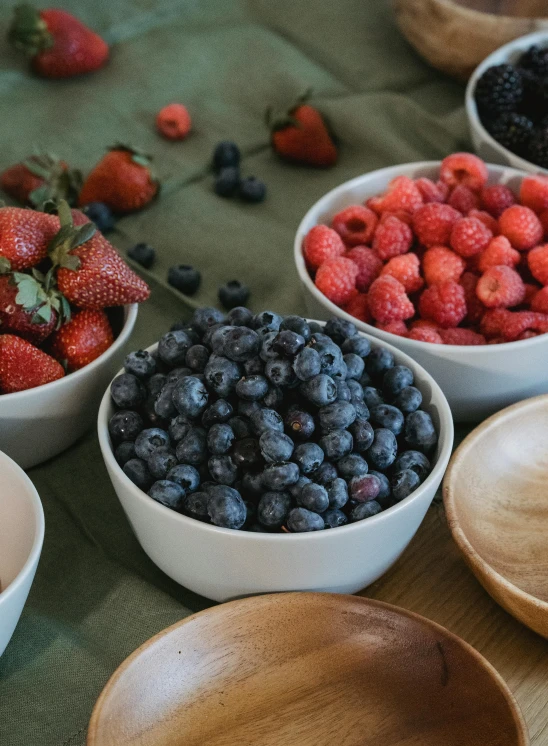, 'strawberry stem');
8,4,53,56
